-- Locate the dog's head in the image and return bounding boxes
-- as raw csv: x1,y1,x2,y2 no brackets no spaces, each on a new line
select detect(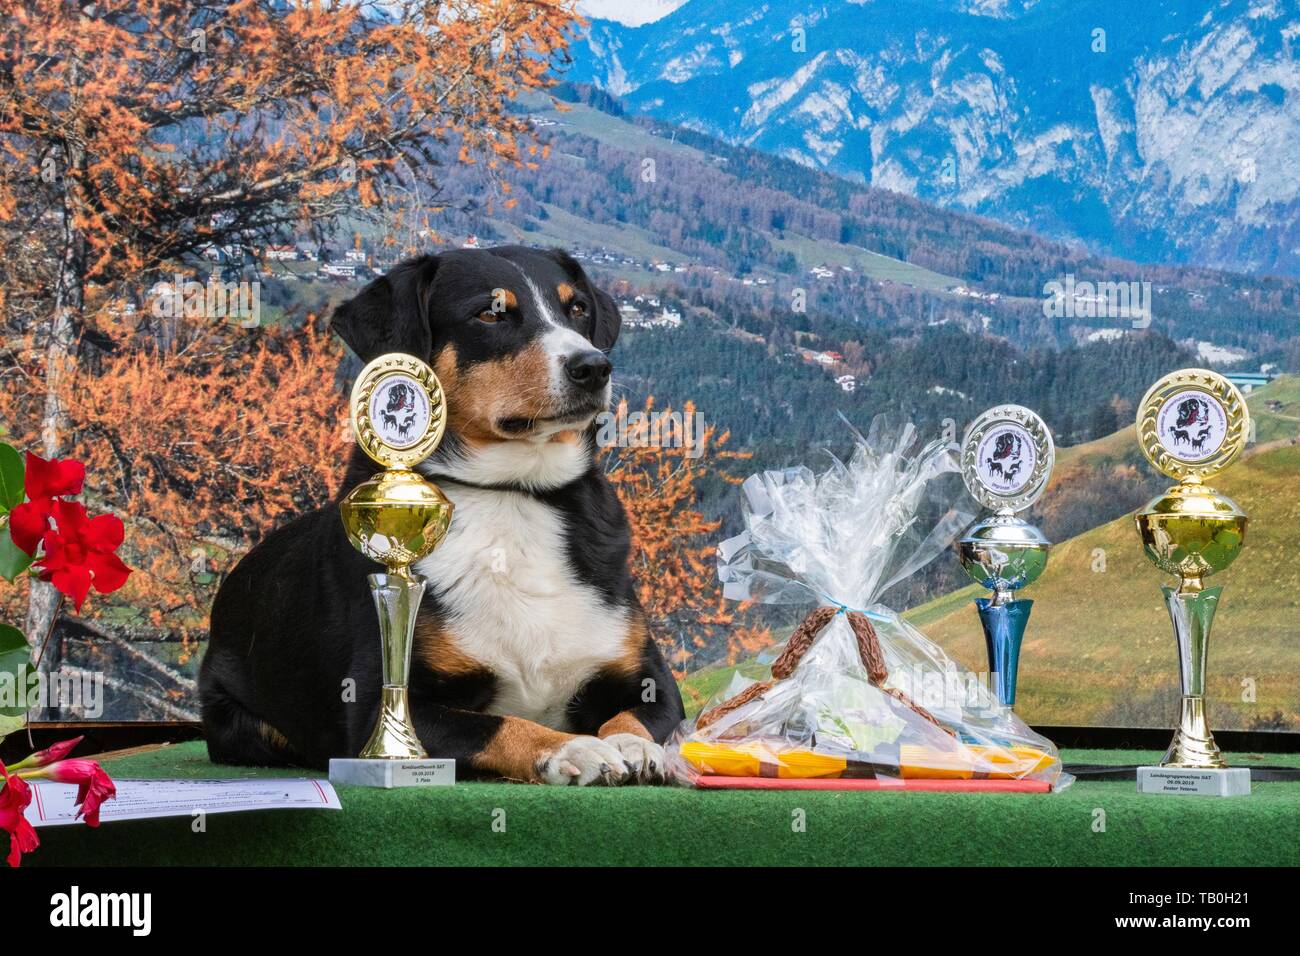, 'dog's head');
331,246,621,488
